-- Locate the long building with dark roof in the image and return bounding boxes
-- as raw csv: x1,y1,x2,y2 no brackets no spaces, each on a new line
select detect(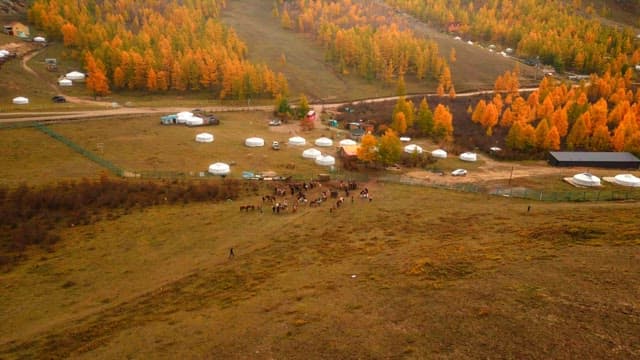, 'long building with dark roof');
548,151,640,169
